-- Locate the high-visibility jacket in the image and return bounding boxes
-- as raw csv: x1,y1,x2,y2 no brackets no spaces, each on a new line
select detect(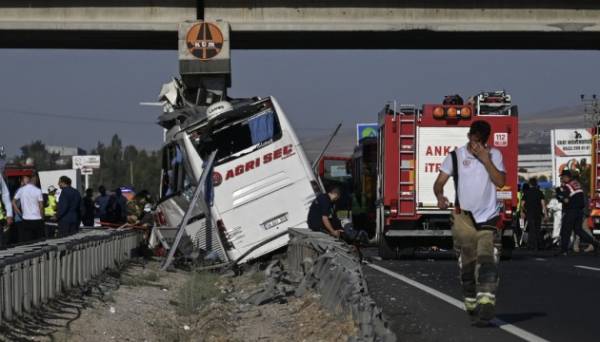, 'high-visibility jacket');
45,194,57,217
516,191,523,213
